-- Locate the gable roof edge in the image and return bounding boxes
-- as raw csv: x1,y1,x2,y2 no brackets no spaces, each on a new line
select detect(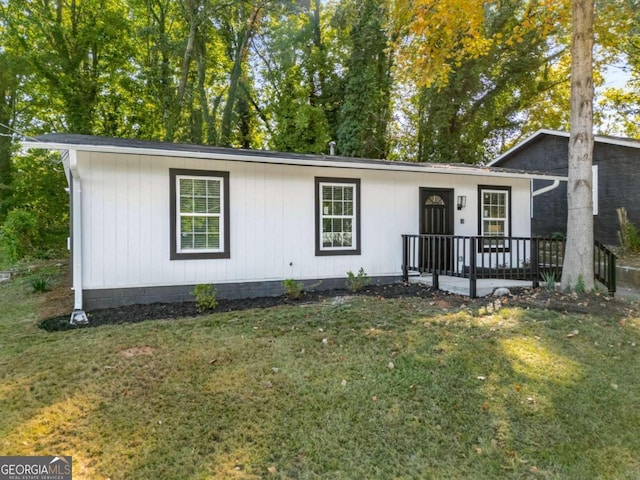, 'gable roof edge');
489,129,640,167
